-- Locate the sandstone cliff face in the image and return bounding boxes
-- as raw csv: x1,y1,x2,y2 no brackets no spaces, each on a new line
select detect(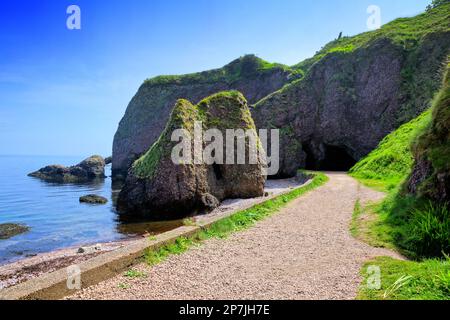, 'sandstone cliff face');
117,91,266,219
252,32,450,177
408,63,450,204
112,55,295,177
